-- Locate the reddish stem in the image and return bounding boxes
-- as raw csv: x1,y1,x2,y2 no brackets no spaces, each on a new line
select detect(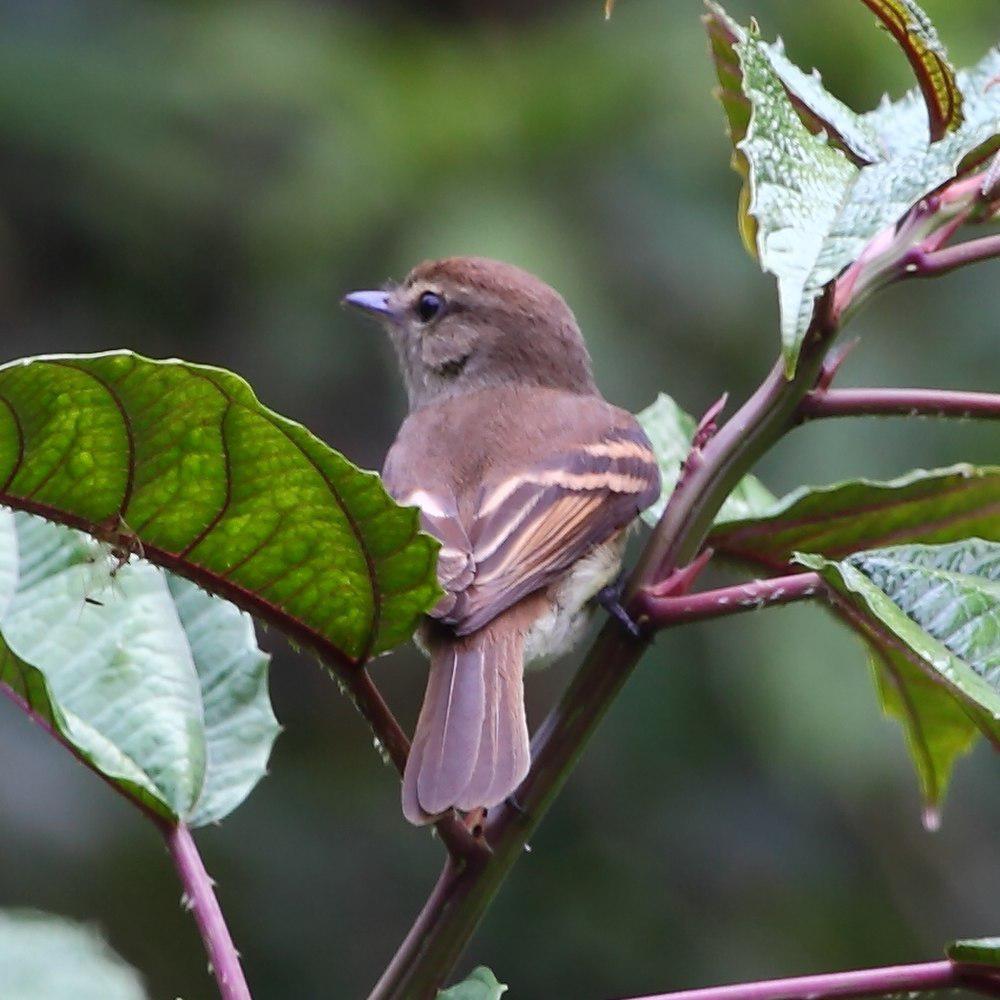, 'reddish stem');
0,681,252,999
800,387,1000,421
906,233,1000,277
617,959,1000,1000
635,572,823,628
163,823,252,1000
